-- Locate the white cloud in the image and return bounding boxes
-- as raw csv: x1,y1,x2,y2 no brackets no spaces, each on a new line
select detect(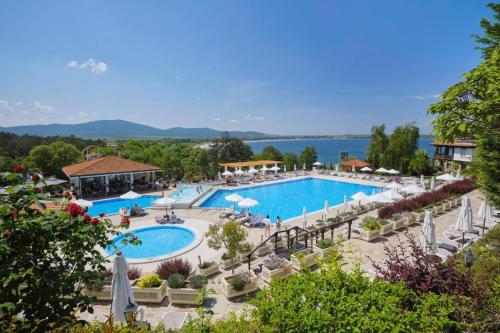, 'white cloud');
404,94,441,100
0,99,14,111
253,116,264,121
244,114,265,121
68,58,108,74
405,95,426,100
79,112,89,118
213,117,221,122
229,119,239,123
34,101,56,113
